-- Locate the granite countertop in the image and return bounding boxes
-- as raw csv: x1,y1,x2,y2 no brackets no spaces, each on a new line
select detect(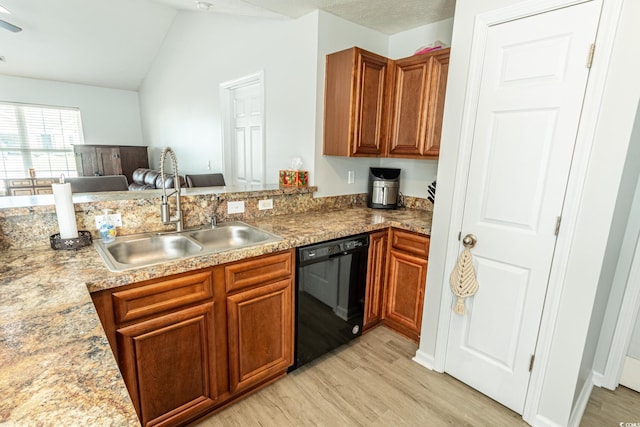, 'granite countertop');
0,206,431,426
